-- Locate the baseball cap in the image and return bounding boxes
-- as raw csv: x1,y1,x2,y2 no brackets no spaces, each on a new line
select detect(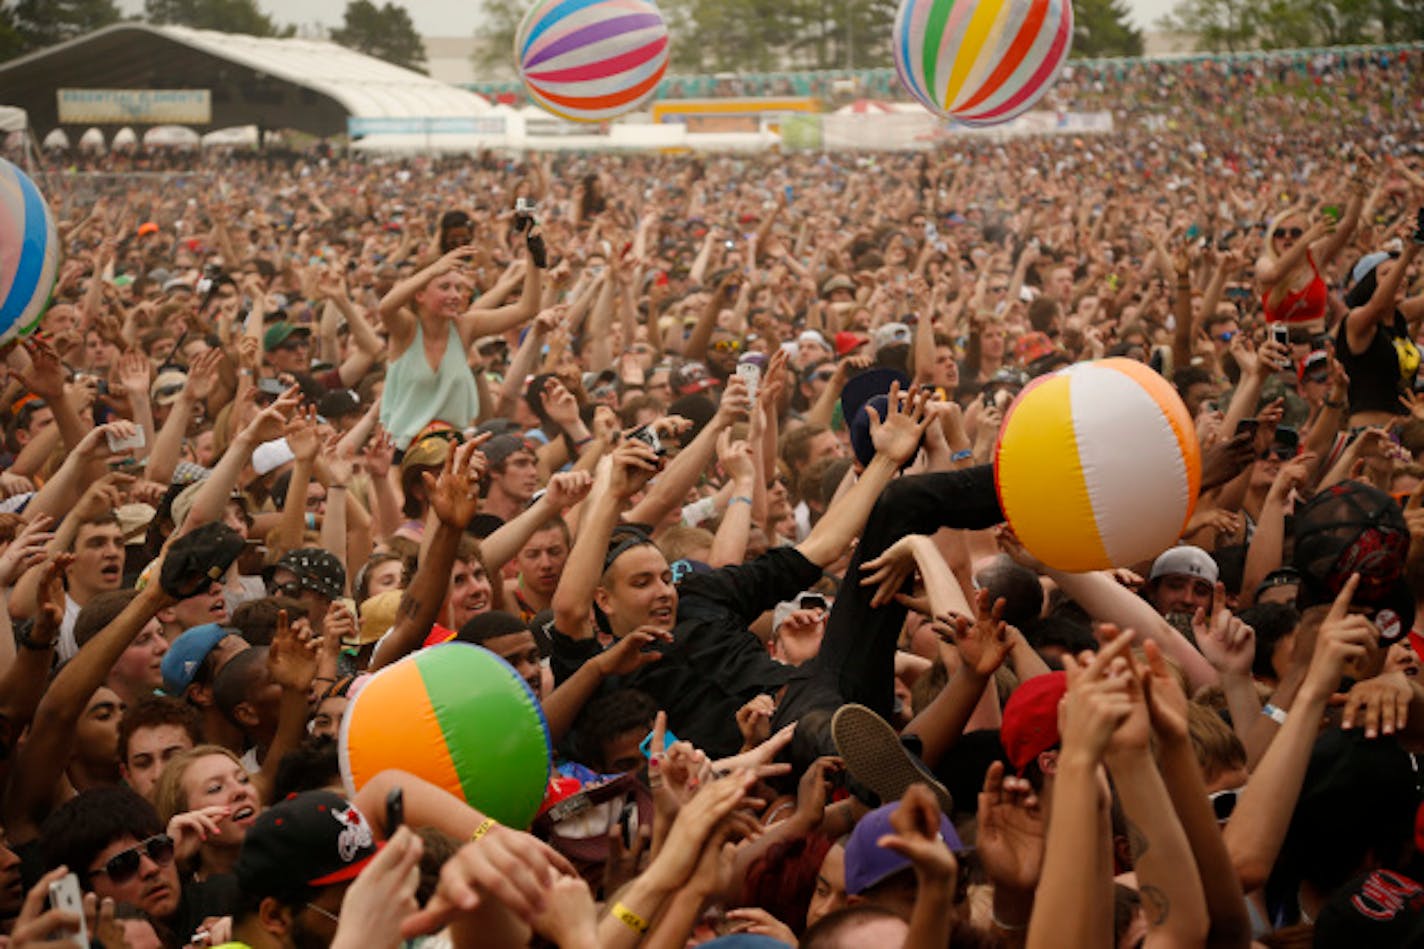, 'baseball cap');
844,798,962,895
161,623,236,694
262,322,311,352
1014,332,1058,367
672,361,718,396
115,502,156,546
834,331,868,357
252,438,295,477
483,434,536,469
400,435,450,475
137,222,159,238
841,368,910,467
820,273,855,298
150,370,187,406
1149,545,1219,584
236,791,380,902
1292,481,1414,641
1299,349,1330,383
798,330,832,354
1000,671,1067,773
872,322,912,354
160,523,245,600
276,548,347,601
1313,869,1424,948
